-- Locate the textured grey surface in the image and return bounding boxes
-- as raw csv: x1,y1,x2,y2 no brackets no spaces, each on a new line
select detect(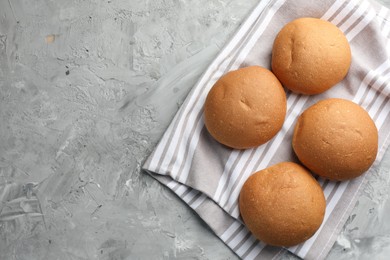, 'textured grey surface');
0,0,390,259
